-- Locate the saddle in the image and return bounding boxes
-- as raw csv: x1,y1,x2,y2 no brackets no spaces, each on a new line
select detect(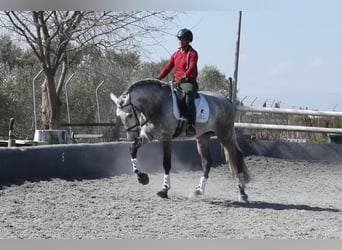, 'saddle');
169,83,209,137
